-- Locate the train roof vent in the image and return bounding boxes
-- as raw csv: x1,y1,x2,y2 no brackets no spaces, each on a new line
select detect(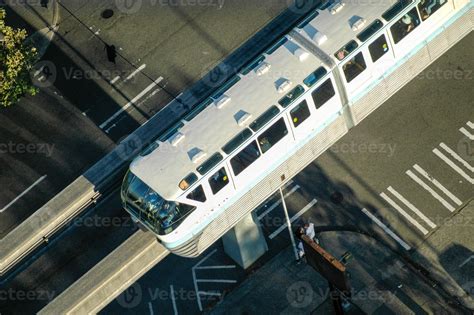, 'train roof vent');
312,32,328,45
215,95,231,109
255,62,271,76
190,148,207,164
277,79,292,94
329,2,345,14
351,17,367,31
235,111,253,126
170,132,185,146
294,48,310,62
